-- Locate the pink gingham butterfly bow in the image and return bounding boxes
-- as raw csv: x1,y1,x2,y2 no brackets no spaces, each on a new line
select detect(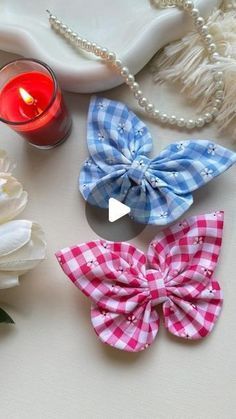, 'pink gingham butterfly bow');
56,212,224,352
